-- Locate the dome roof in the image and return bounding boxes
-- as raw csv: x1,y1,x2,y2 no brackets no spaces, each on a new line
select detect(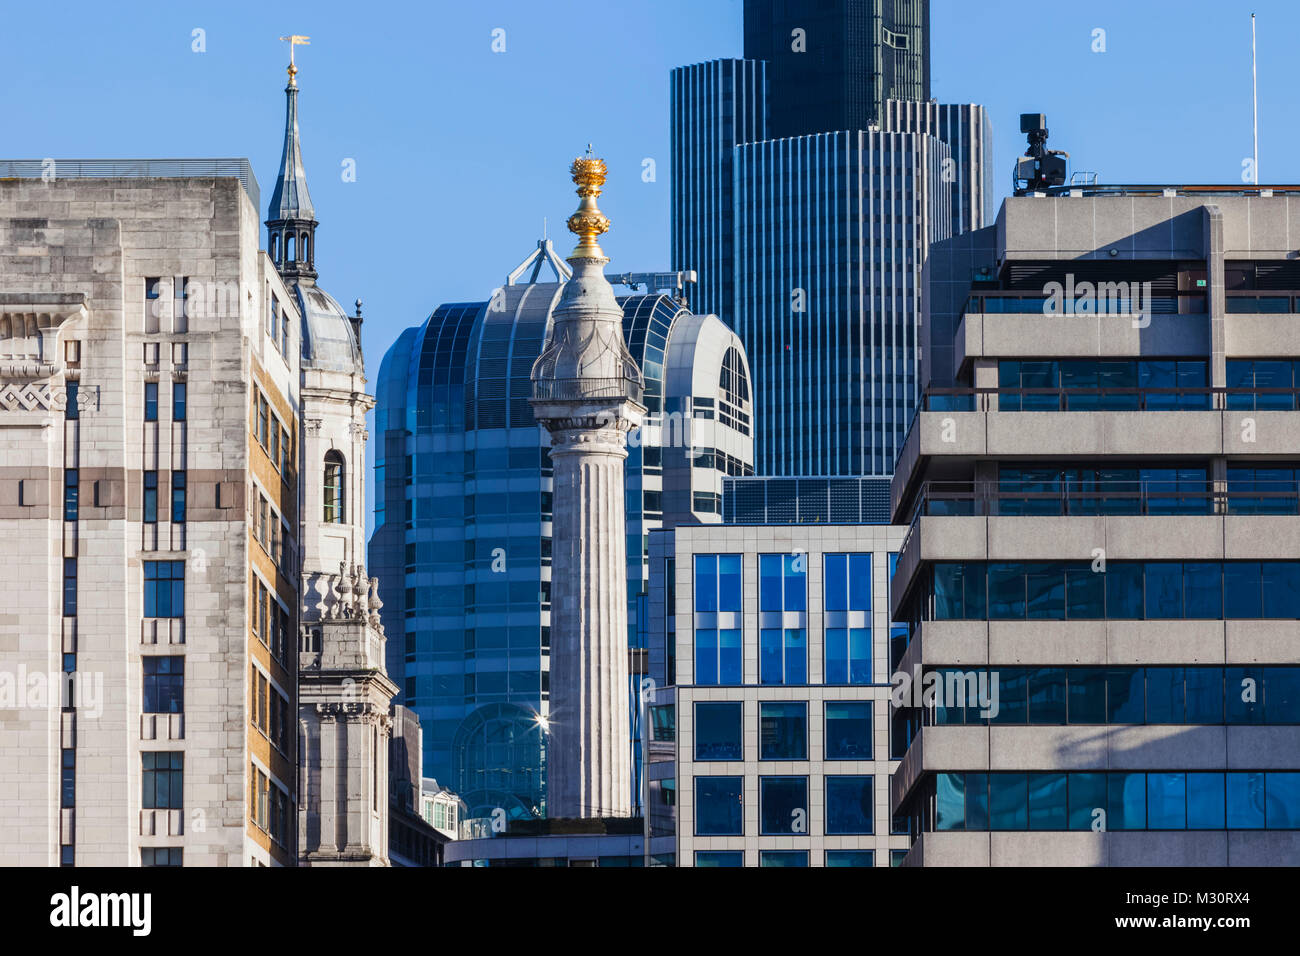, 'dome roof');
295,281,363,373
